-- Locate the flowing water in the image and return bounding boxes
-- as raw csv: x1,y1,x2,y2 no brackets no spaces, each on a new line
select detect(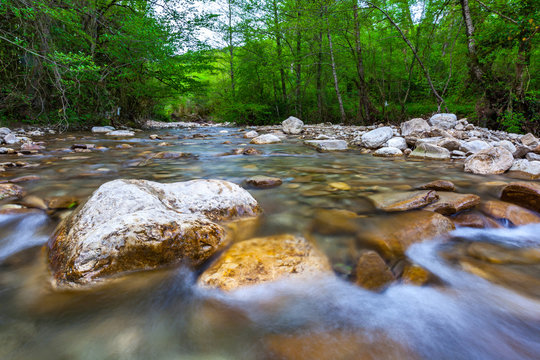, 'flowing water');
1,126,540,359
